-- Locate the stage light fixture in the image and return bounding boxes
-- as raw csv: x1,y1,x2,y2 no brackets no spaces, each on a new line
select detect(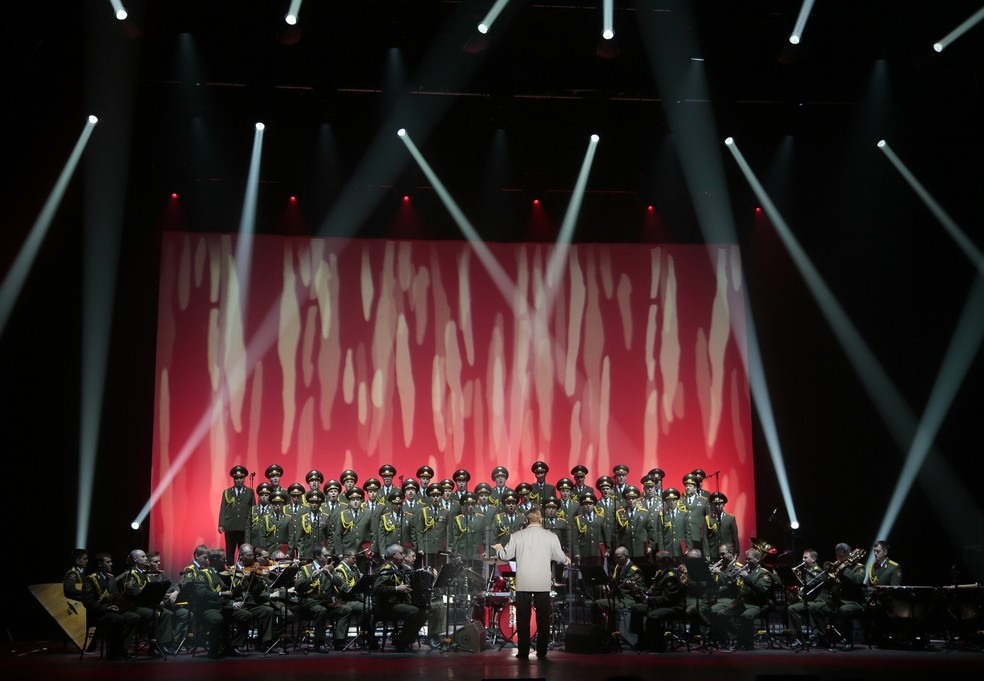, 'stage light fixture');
285,0,303,26
724,137,734,146
289,196,297,203
110,0,127,20
790,521,800,530
130,521,140,530
933,6,984,53
171,193,178,199
88,115,99,125
479,0,512,35
789,0,815,46
255,122,265,131
877,139,886,148
603,0,614,41
402,195,410,203
602,29,614,40
478,23,489,34
590,134,600,143
397,128,407,137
